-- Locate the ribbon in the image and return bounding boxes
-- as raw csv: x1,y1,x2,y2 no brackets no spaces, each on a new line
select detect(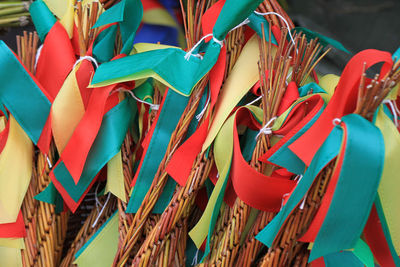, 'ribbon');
74,212,119,266
308,114,384,261
289,49,393,166
29,0,56,41
126,88,189,213
166,44,227,186
0,115,33,224
364,203,400,267
91,0,267,96
0,212,25,238
0,41,51,152
260,94,326,175
292,27,349,53
256,125,343,247
50,97,136,212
